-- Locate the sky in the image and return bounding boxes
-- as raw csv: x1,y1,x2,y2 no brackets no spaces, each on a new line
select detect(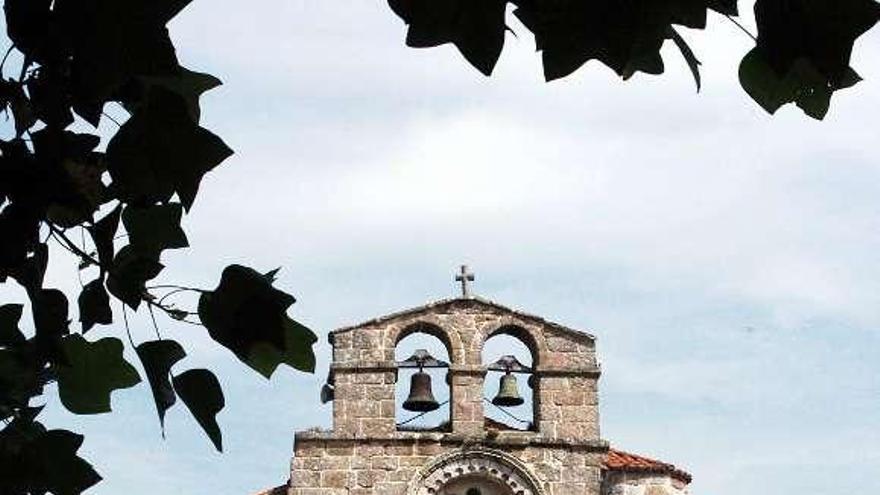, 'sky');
2,1,880,494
